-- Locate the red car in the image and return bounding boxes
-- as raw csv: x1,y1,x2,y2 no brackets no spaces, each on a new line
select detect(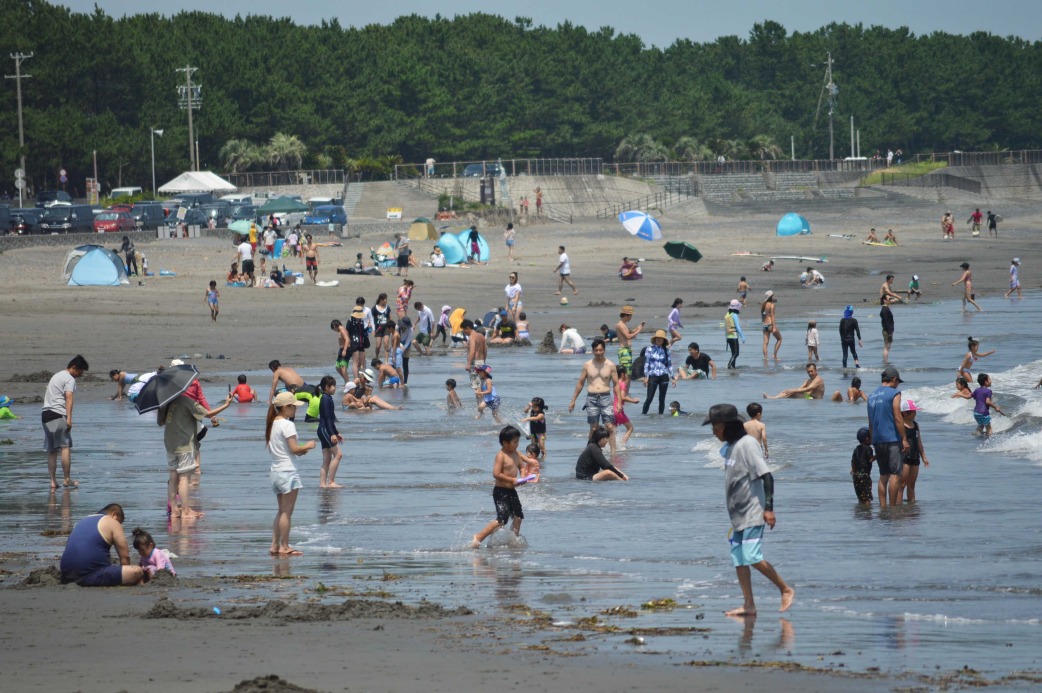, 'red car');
93,211,136,233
